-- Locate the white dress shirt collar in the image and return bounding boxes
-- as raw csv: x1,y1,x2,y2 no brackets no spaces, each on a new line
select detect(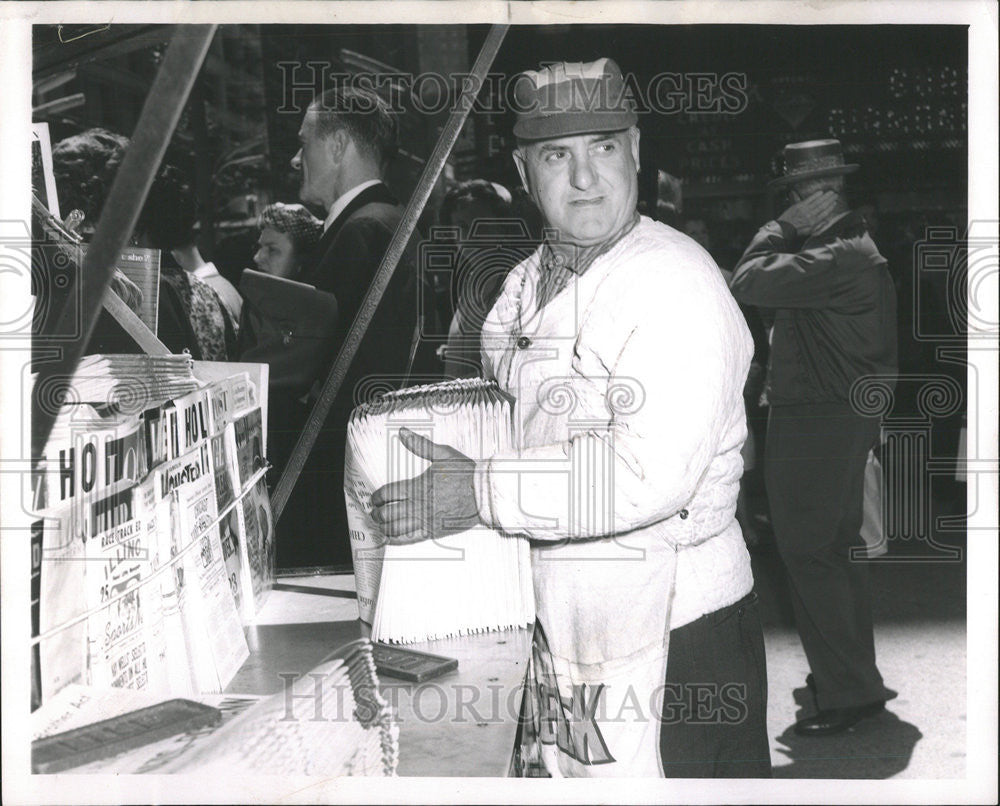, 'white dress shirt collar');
191,261,219,280
323,180,383,232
